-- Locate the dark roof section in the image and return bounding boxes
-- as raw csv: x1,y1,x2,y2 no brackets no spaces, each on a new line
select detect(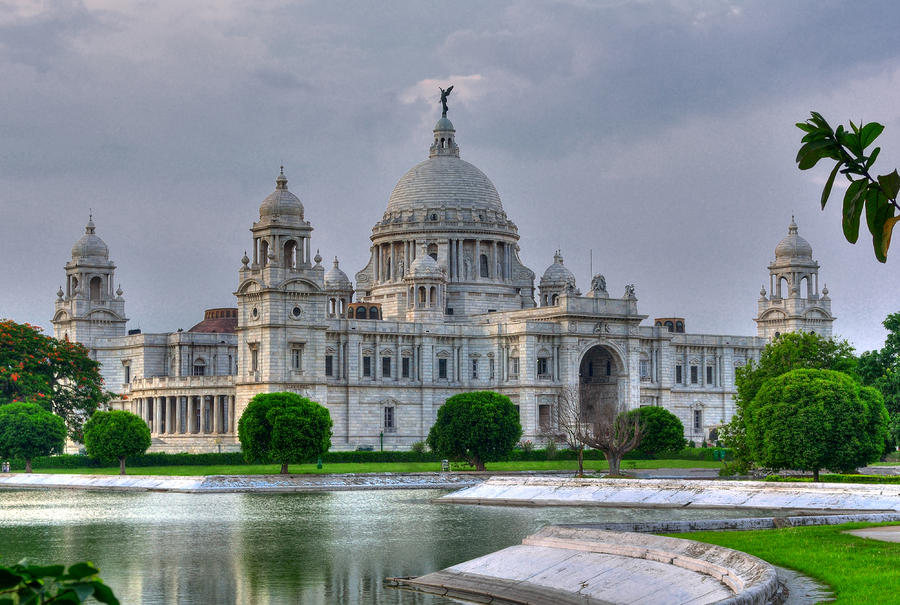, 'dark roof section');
189,308,238,333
